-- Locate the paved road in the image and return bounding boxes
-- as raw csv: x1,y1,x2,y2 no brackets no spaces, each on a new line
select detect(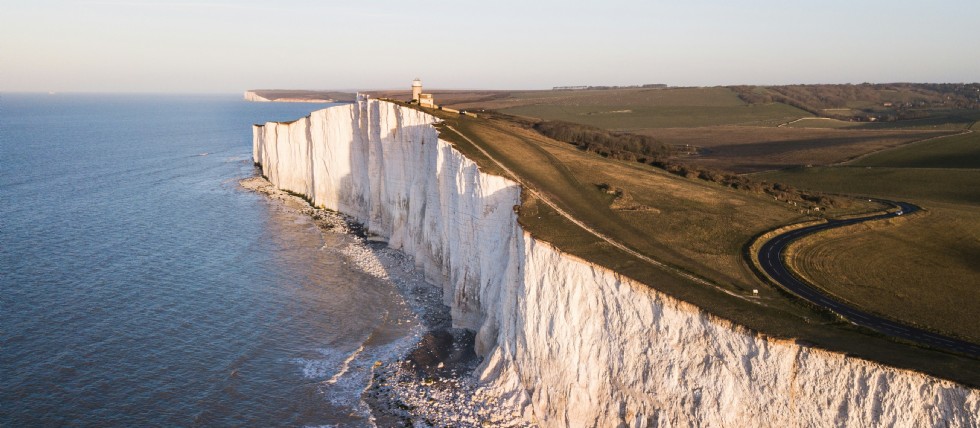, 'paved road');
758,200,980,357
